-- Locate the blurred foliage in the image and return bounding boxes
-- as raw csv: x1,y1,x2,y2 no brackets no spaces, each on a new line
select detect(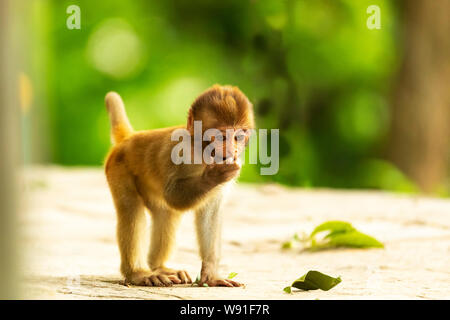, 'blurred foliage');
20,0,418,192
